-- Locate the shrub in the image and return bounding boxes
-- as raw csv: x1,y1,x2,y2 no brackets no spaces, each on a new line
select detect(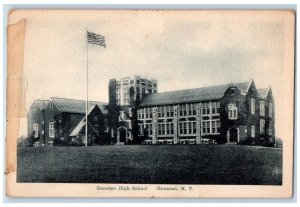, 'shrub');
17,135,30,148
275,137,283,148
